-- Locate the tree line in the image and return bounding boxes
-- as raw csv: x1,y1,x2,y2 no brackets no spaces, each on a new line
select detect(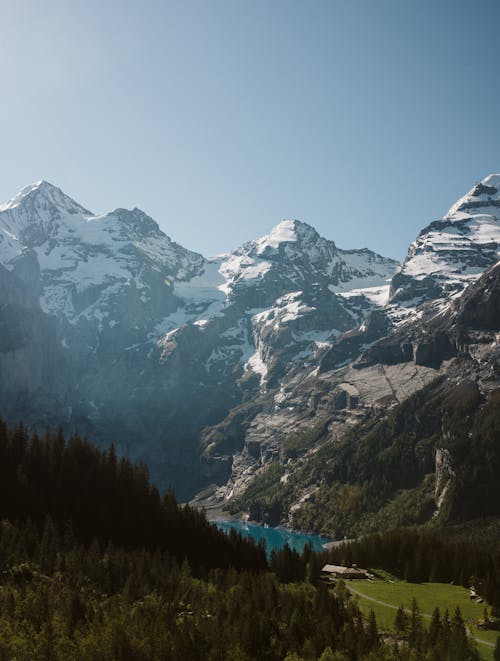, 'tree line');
0,417,486,659
322,528,500,614
0,420,266,572
0,516,482,660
